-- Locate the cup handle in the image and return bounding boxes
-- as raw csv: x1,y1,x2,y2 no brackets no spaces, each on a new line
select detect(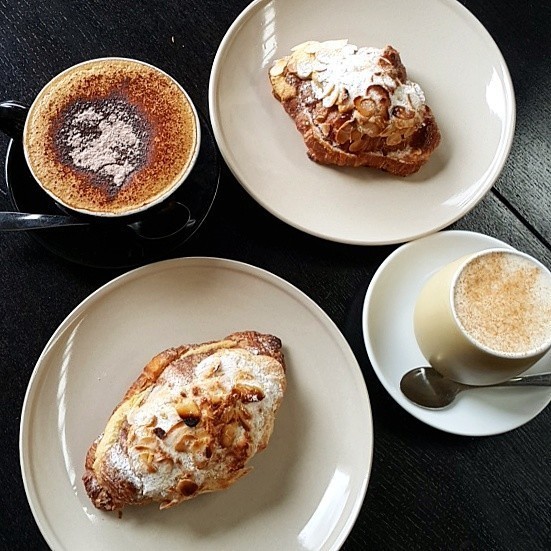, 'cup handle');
0,100,29,140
